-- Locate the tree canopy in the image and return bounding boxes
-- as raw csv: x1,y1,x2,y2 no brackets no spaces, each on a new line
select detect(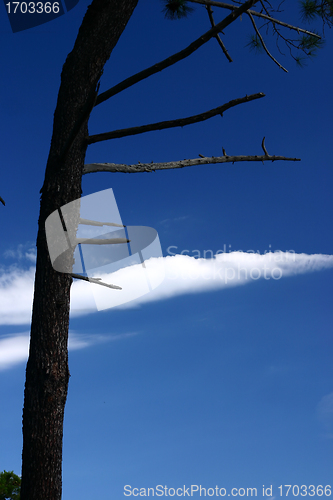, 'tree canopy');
161,0,332,67
0,471,21,500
